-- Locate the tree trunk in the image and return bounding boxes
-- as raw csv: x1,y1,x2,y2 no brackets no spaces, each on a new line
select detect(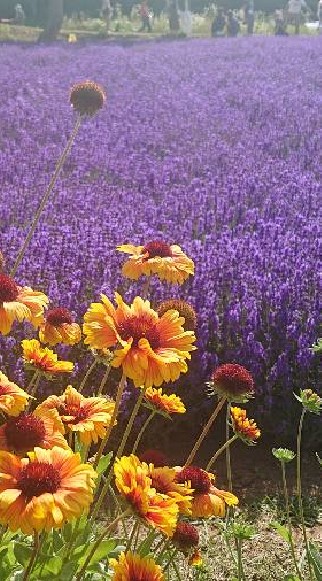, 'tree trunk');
38,0,64,41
